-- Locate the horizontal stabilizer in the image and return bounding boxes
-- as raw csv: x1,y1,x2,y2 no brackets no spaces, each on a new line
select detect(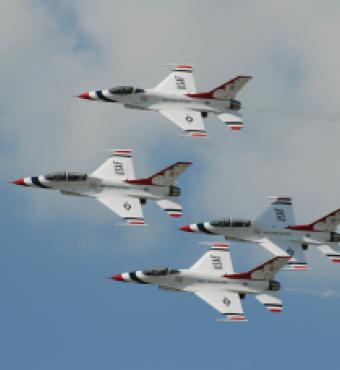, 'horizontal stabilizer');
156,199,182,218
255,294,283,313
317,244,340,263
217,111,244,130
